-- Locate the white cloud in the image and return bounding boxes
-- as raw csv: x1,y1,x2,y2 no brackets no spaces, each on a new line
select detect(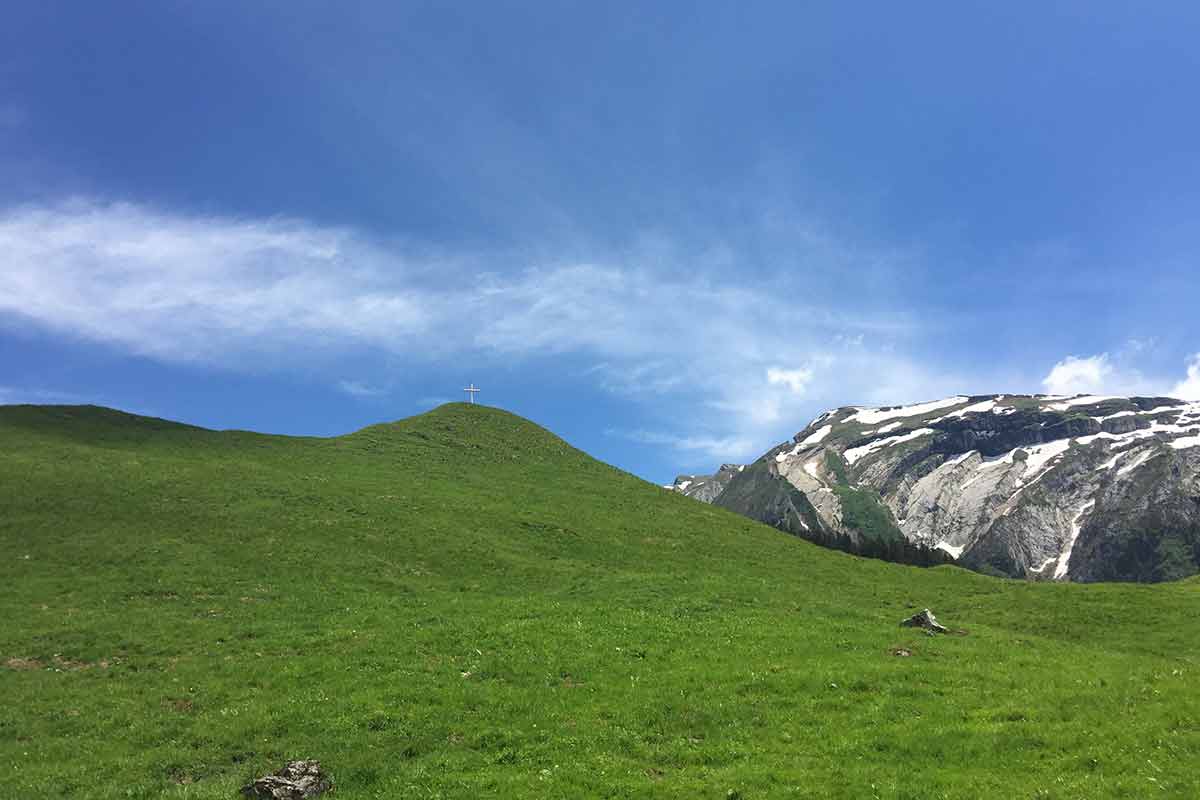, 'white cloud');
0,199,959,462
0,200,435,365
1172,354,1200,400
1042,354,1115,395
766,366,813,394
1042,351,1200,399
